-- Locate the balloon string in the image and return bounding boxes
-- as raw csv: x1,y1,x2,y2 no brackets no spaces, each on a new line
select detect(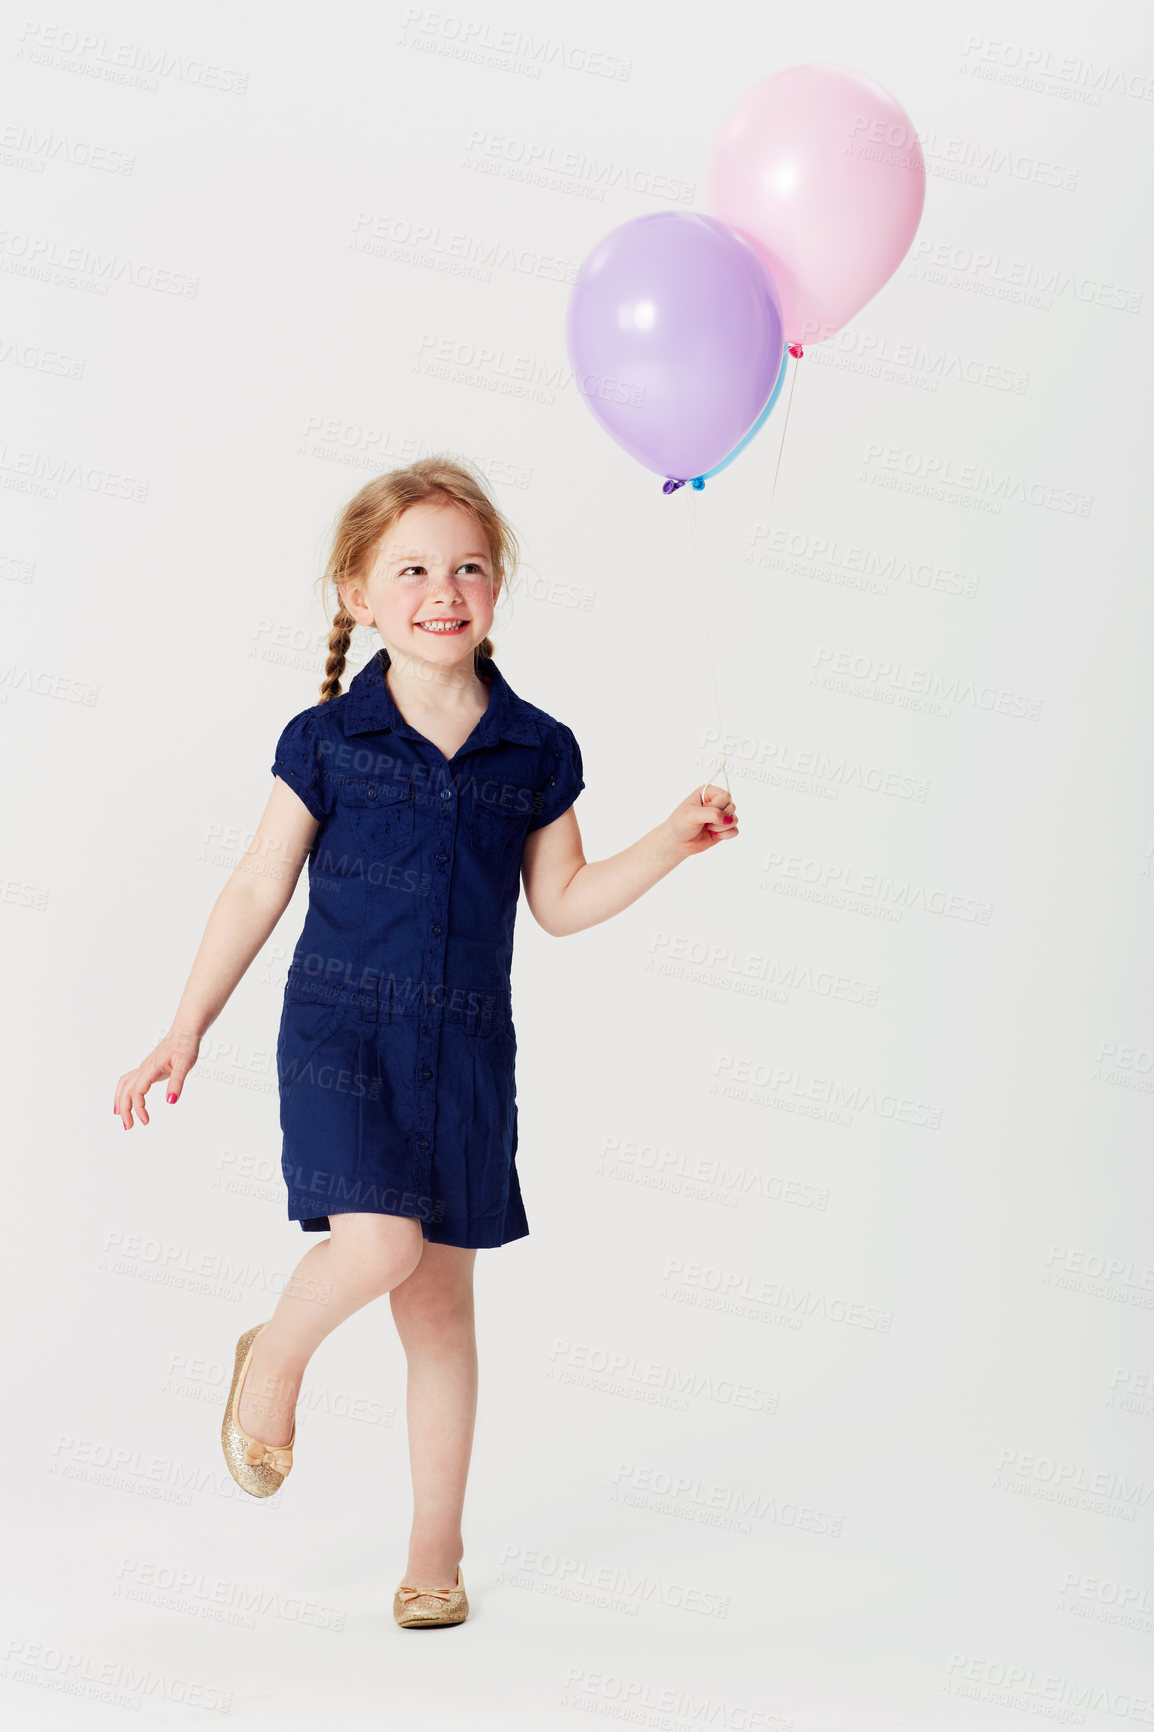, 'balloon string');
686,483,731,803
687,350,804,811
769,352,801,509
726,352,803,776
